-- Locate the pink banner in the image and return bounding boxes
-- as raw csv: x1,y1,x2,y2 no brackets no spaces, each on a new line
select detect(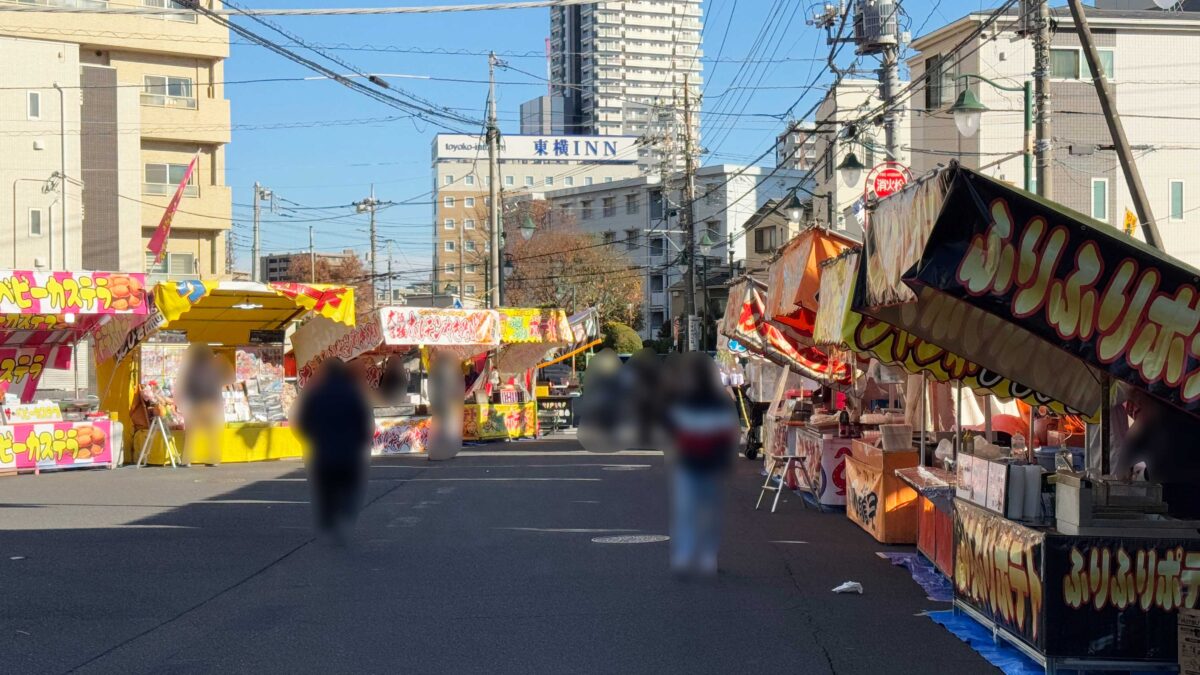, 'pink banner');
0,419,113,472
146,153,198,264
0,271,148,315
381,307,499,347
0,346,73,402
